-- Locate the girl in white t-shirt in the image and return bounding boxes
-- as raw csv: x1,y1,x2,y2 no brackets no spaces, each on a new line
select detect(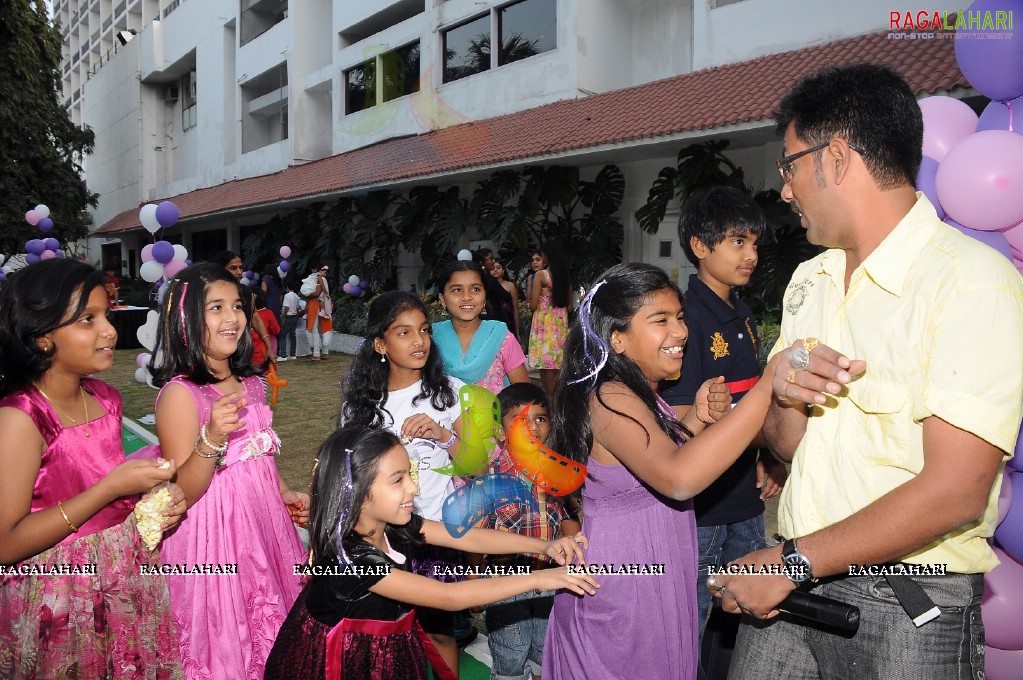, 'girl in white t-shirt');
338,290,467,674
